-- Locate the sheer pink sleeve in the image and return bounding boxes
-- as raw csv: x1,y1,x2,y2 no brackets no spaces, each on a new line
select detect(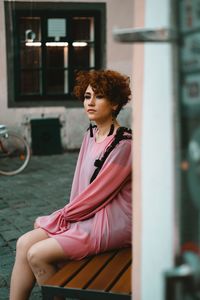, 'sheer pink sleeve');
63,140,132,221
